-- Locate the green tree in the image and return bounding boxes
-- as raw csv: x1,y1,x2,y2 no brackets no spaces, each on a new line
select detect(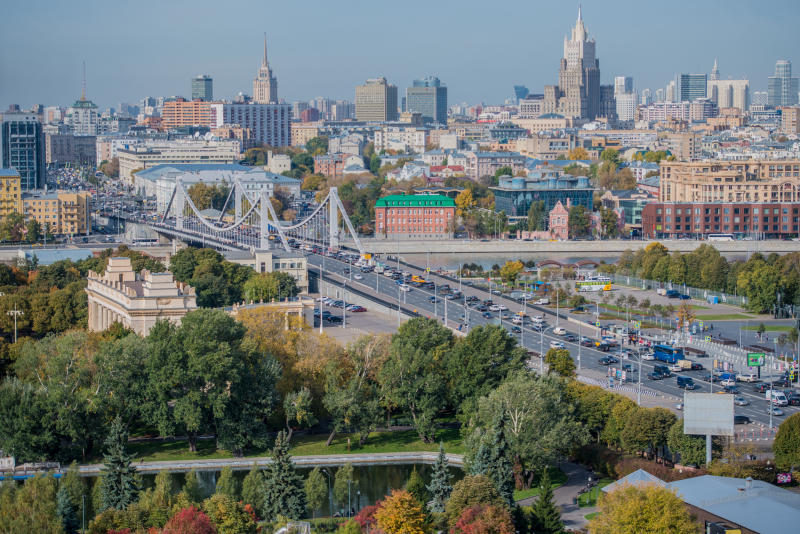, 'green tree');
379,317,453,442
61,461,90,530
183,469,203,503
0,474,63,534
545,348,576,377
667,419,719,466
241,464,264,516
494,166,513,179
284,386,317,441
620,407,676,454
529,468,563,534
216,466,239,499
262,430,306,521
600,148,620,167
568,205,590,238
405,466,430,506
242,271,299,303
305,467,328,518
484,414,515,506
428,443,453,513
527,200,547,232
57,483,80,534
600,208,619,238
334,463,357,510
99,416,139,511
774,412,800,471
138,470,176,528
